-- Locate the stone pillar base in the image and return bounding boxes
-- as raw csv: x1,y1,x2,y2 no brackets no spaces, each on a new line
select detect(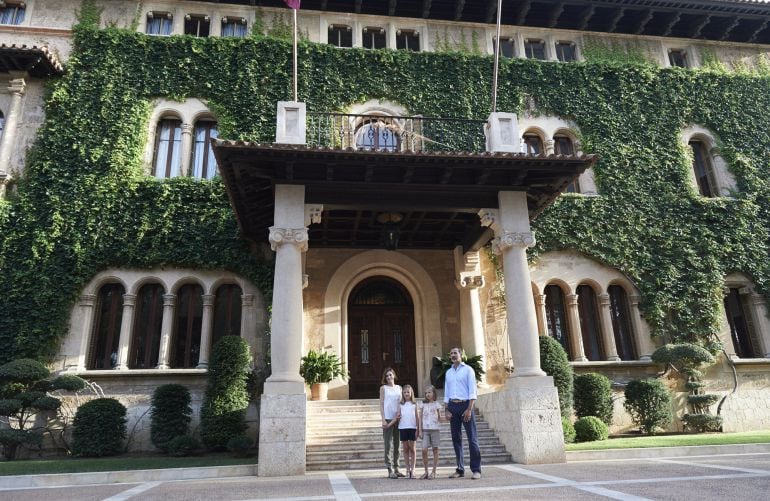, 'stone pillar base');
258,382,306,476
476,375,565,465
